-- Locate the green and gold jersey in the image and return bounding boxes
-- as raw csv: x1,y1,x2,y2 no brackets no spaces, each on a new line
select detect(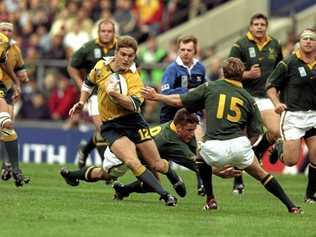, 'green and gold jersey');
2,43,25,88
180,79,263,140
149,121,197,162
87,58,144,122
266,50,316,111
229,32,283,97
0,32,9,81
